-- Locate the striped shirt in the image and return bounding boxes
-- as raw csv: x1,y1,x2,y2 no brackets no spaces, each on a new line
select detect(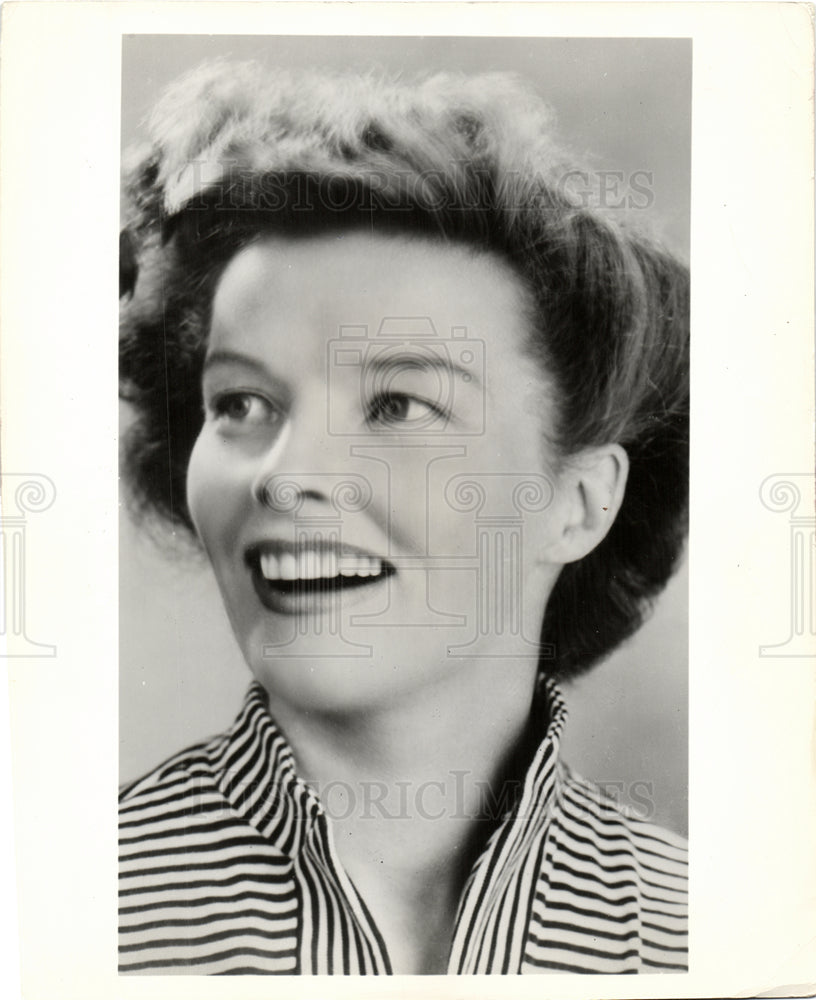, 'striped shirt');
119,681,688,974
